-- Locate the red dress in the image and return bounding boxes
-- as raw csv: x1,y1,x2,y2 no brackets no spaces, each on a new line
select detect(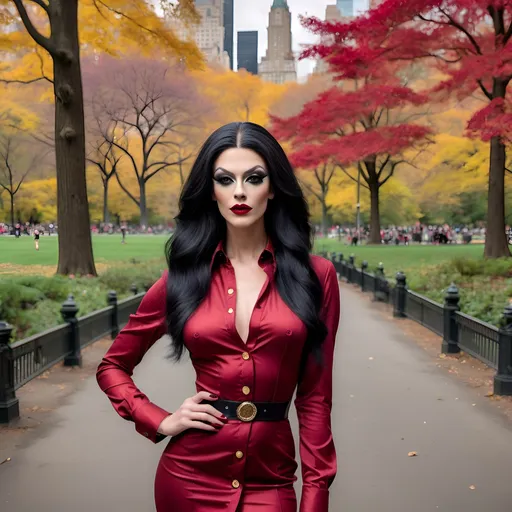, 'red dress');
96,239,340,512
